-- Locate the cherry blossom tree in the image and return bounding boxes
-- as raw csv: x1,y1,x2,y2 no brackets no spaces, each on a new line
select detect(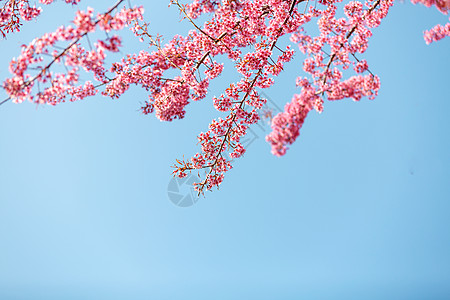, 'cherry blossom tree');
1,0,449,195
